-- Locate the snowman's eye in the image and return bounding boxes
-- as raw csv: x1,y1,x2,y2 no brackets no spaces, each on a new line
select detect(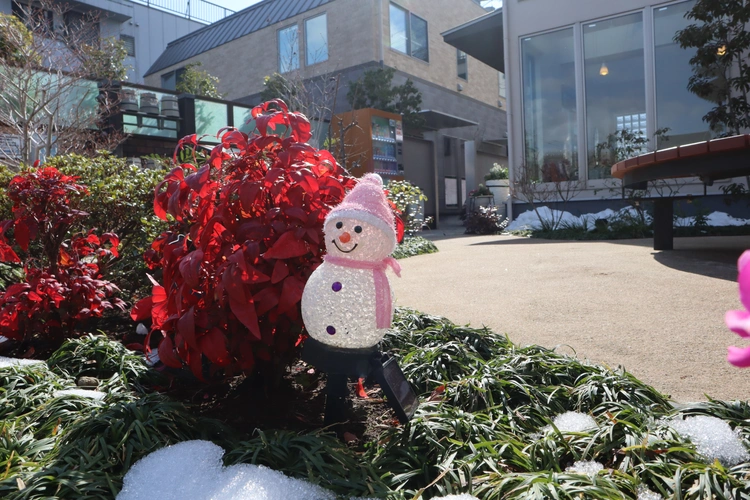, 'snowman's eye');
335,221,343,229
354,226,362,233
